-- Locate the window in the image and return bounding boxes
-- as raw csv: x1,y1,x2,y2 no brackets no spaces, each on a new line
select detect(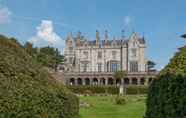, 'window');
98,51,102,59
111,62,119,72
130,61,138,72
69,47,73,54
83,63,88,72
112,51,117,59
131,48,137,57
98,63,102,72
69,57,73,64
83,51,88,59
